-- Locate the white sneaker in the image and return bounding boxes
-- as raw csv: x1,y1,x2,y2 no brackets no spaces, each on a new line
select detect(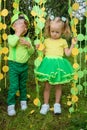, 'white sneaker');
7,105,16,116
40,104,50,115
20,101,27,110
54,103,61,114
